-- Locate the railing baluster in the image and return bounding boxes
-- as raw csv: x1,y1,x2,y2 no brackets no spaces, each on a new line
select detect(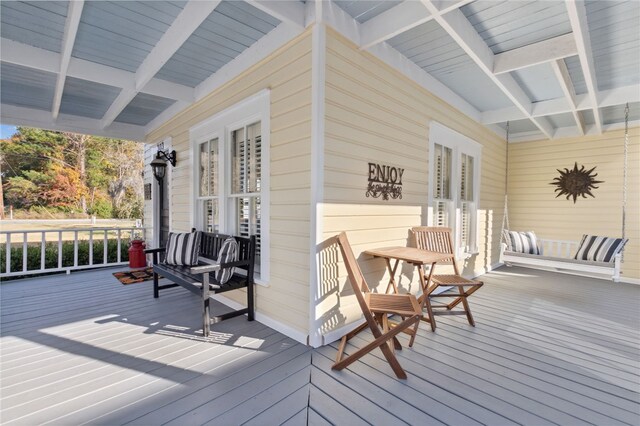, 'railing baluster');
41,232,46,271
74,231,79,267
89,230,93,266
1,226,135,277
6,233,11,274
117,229,122,263
103,230,108,264
58,231,63,269
23,232,28,272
